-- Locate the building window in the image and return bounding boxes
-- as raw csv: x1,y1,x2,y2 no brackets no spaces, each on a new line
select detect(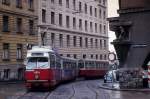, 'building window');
3,16,9,32
18,68,24,80
28,0,34,10
67,54,70,57
104,25,106,34
66,0,69,8
90,22,93,32
95,8,97,17
100,54,102,60
51,33,55,47
73,54,77,59
91,54,93,59
73,17,76,29
73,0,76,10
59,34,63,47
83,54,86,59
29,20,34,35
99,24,102,33
2,0,10,5
103,0,105,5
95,23,97,33
59,14,62,26
85,20,88,31
103,10,106,19
99,9,101,18
96,54,98,59
66,16,70,28
16,18,22,33
17,44,23,59
67,35,70,47
104,54,107,60
51,12,55,24
51,0,54,3
95,39,98,48
79,2,82,12
100,39,102,49
73,36,76,47
16,0,22,8
90,38,93,48
4,69,10,80
99,0,101,3
90,6,92,16
85,3,87,14
3,43,9,60
104,40,107,49
79,19,82,30
79,37,82,47
85,38,88,48
59,0,62,6
42,9,46,23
